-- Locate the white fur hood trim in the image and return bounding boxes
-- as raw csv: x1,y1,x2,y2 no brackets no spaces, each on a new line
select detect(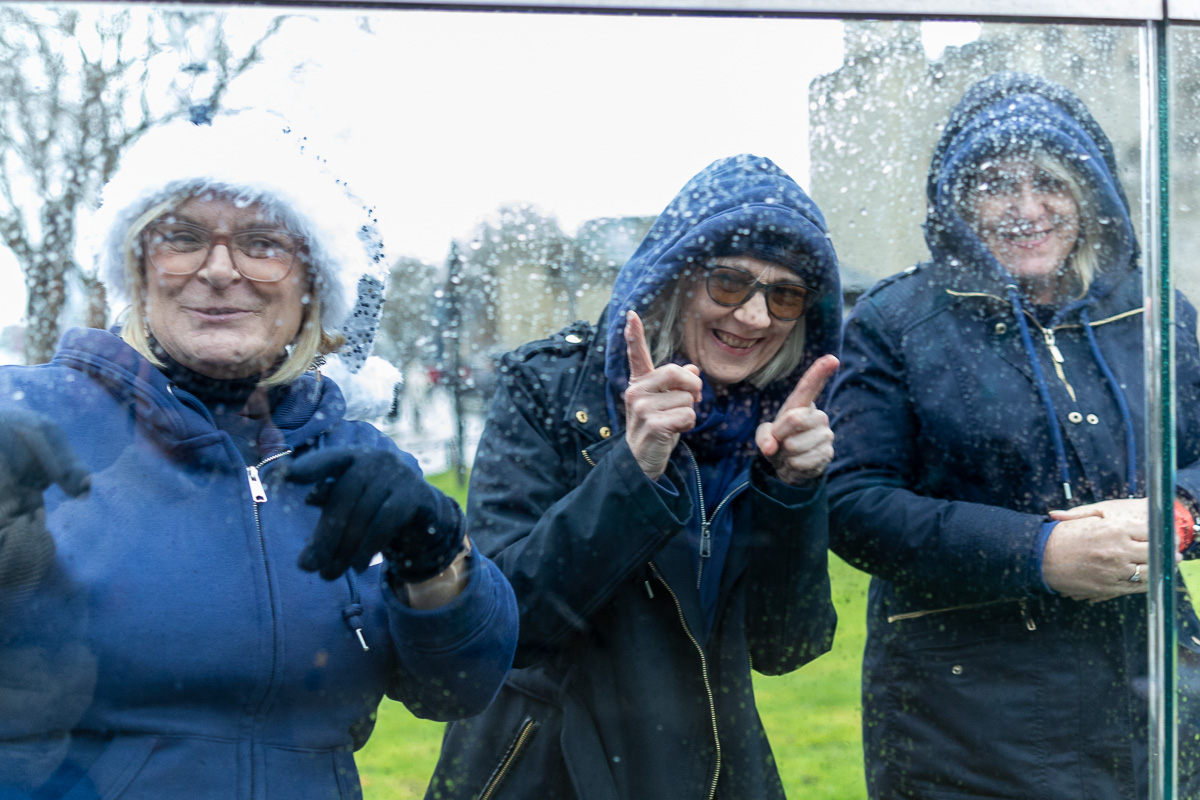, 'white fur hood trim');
322,354,402,422
93,113,383,331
